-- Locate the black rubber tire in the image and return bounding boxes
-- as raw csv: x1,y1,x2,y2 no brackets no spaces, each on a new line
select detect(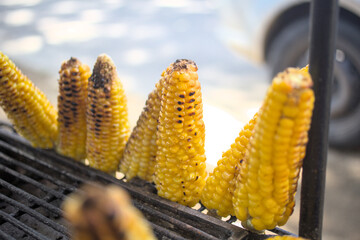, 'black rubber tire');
267,18,360,149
